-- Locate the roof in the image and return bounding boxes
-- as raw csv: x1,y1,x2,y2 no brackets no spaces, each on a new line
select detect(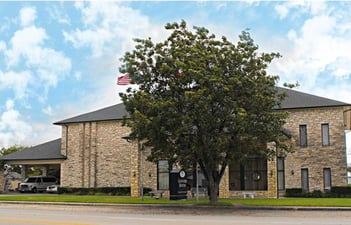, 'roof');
1,138,66,161
54,103,129,125
54,88,350,125
277,87,350,110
